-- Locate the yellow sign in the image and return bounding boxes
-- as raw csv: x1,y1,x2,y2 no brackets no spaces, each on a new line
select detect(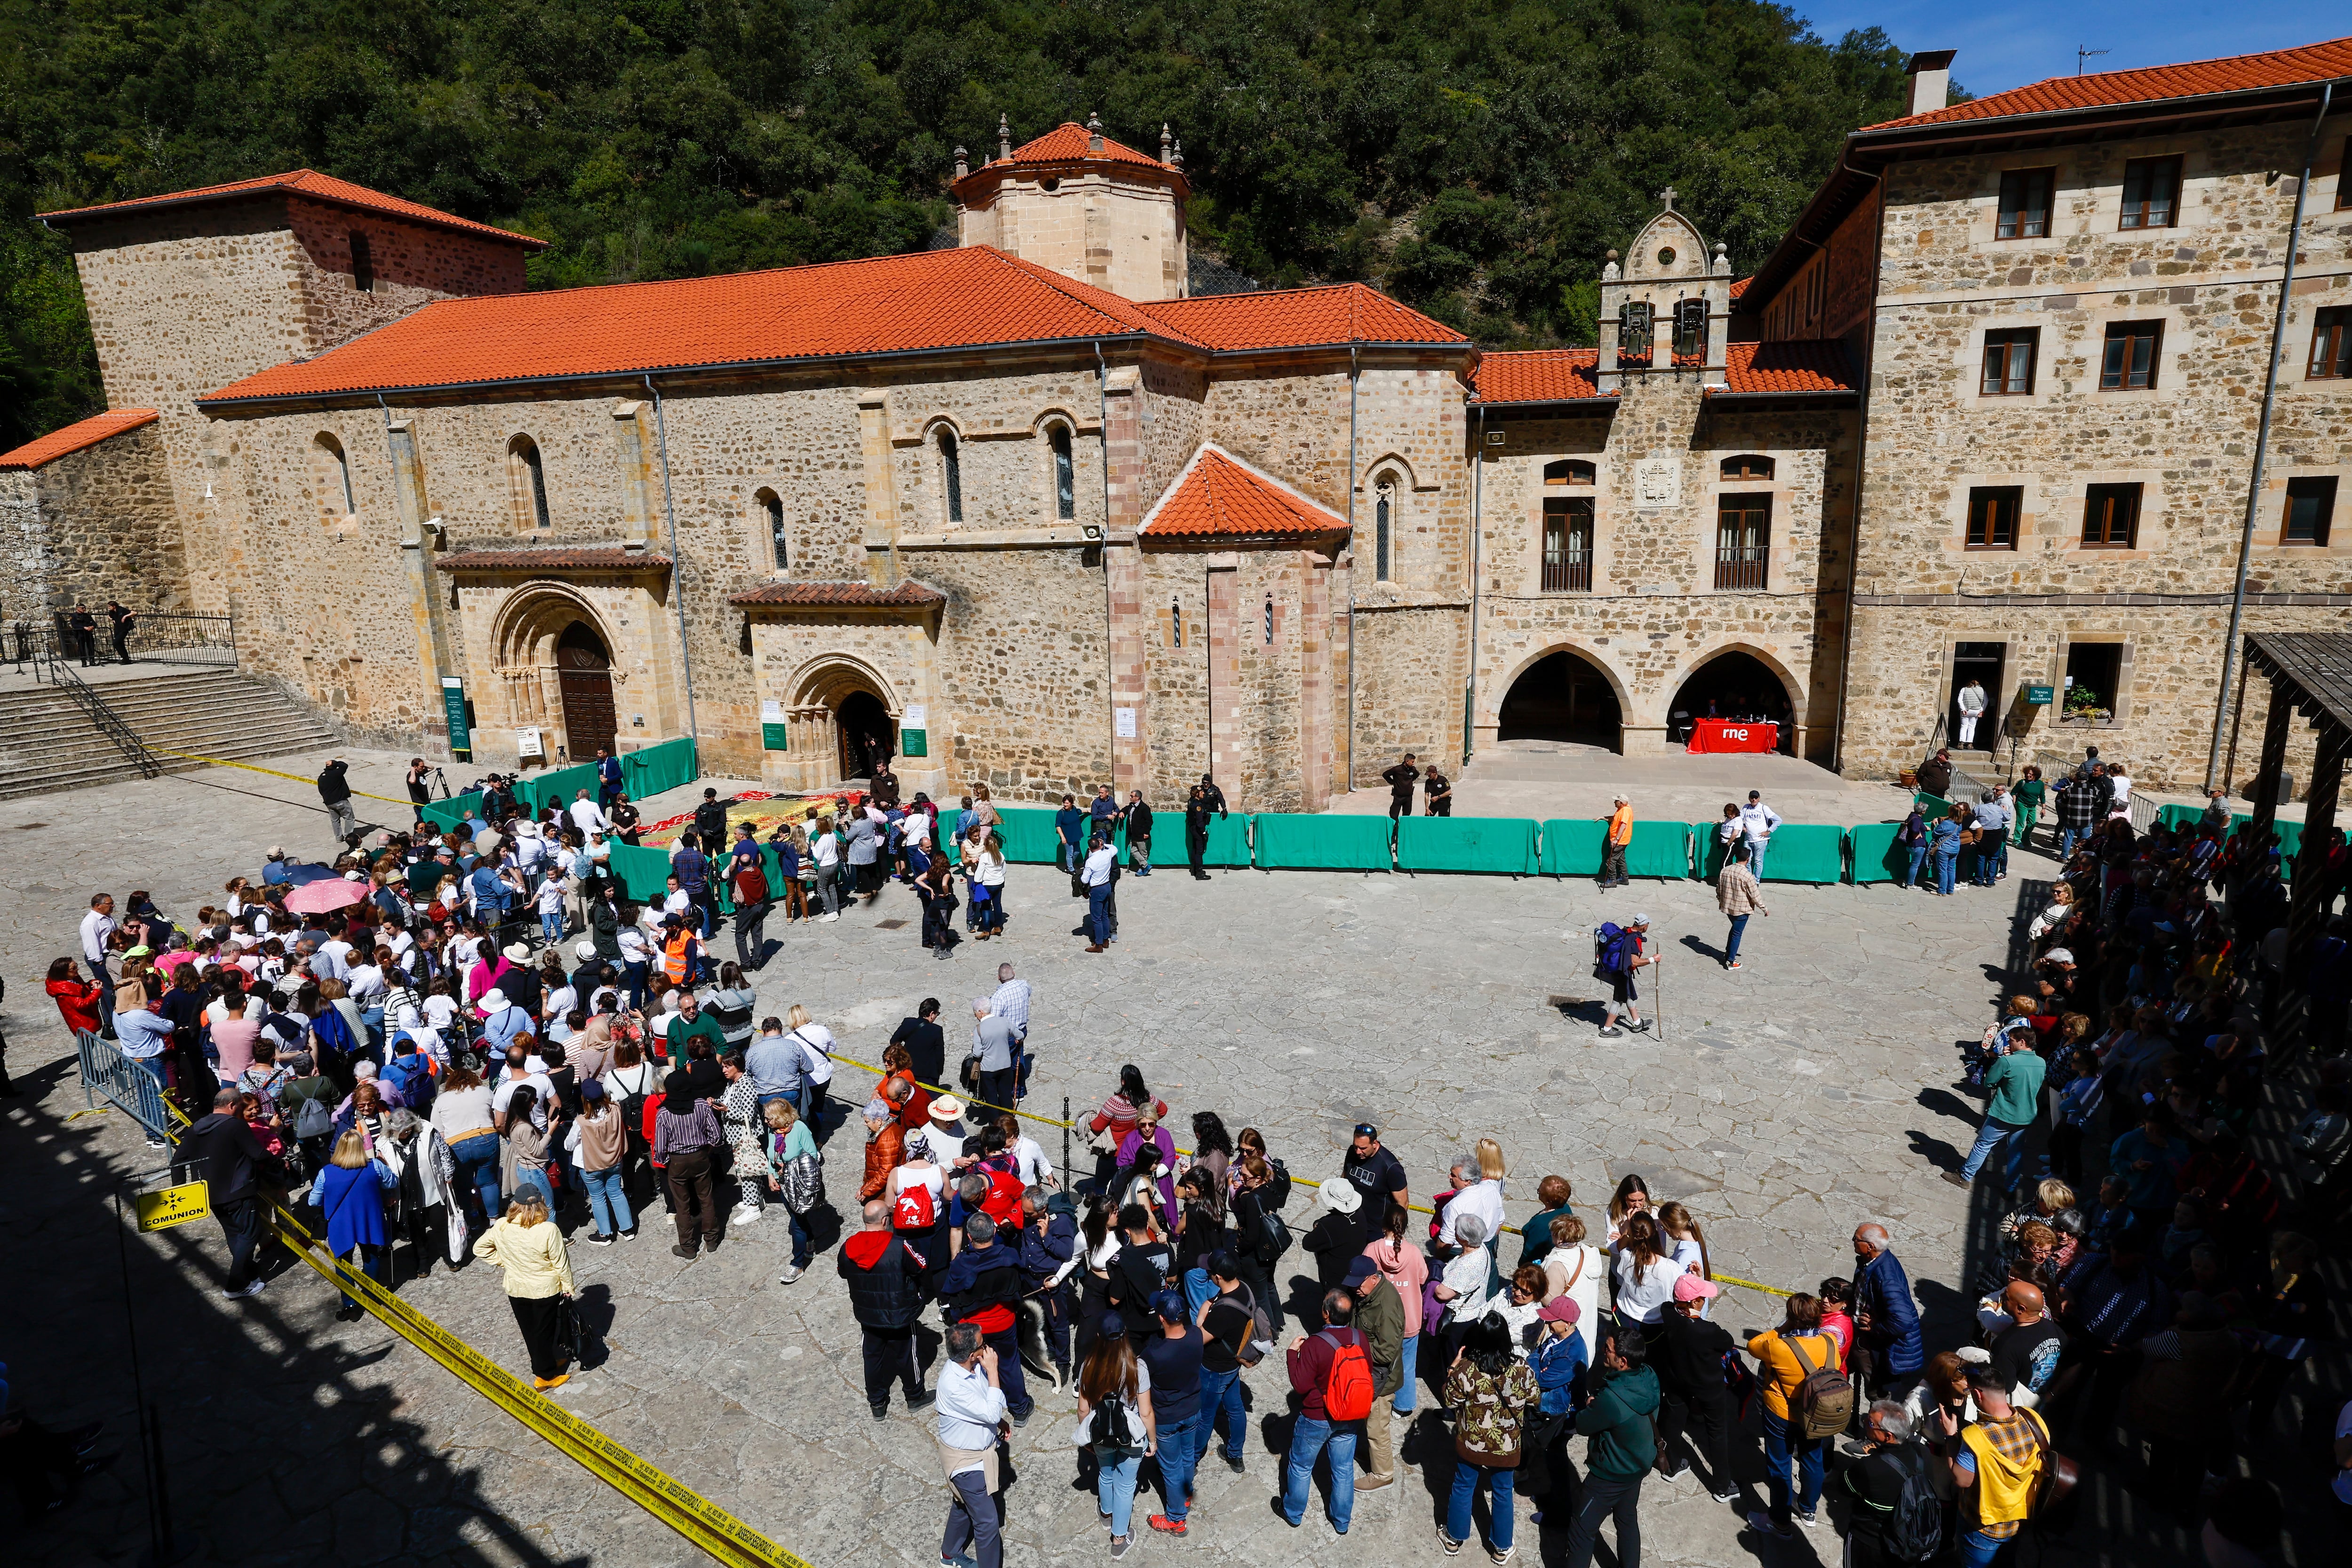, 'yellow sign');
136,1181,211,1232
